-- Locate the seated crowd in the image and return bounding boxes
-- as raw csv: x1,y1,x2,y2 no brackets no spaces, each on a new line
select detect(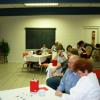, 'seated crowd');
44,40,100,100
